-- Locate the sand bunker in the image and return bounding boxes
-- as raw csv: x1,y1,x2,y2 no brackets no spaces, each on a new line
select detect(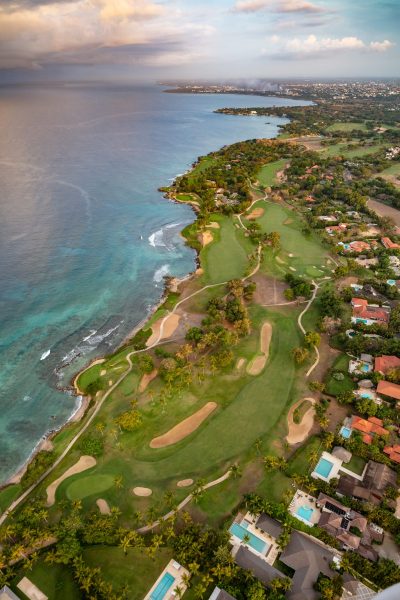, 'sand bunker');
198,231,213,247
247,207,264,220
150,402,217,449
96,498,111,515
247,322,272,376
139,369,158,392
236,358,246,370
286,397,316,445
177,479,194,488
46,455,96,506
100,369,106,376
207,222,220,229
146,313,181,346
133,487,152,497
